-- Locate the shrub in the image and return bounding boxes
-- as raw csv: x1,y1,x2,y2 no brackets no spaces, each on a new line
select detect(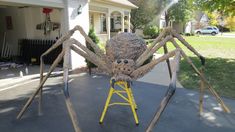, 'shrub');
143,25,159,38
85,28,99,69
